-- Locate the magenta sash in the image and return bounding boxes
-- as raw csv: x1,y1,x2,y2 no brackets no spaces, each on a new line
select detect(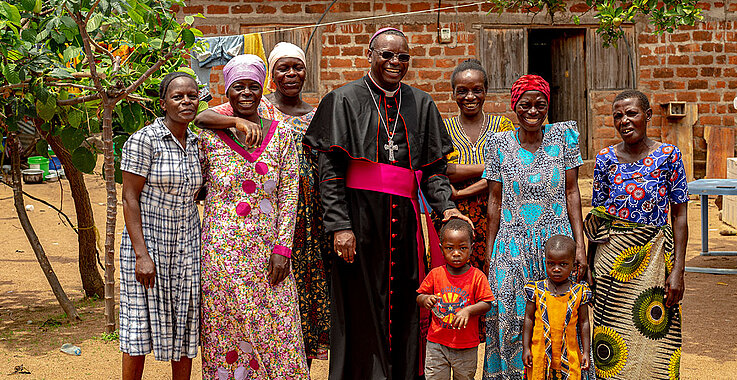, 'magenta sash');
345,159,444,277
346,159,443,375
